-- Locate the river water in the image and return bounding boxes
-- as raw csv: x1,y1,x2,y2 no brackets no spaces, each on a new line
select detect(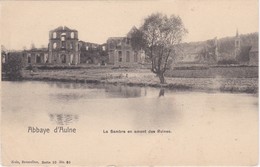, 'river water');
1,81,258,165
